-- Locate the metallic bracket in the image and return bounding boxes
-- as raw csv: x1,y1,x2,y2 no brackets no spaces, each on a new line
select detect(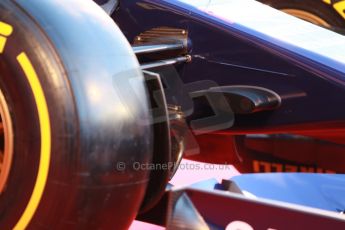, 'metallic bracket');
141,55,191,70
